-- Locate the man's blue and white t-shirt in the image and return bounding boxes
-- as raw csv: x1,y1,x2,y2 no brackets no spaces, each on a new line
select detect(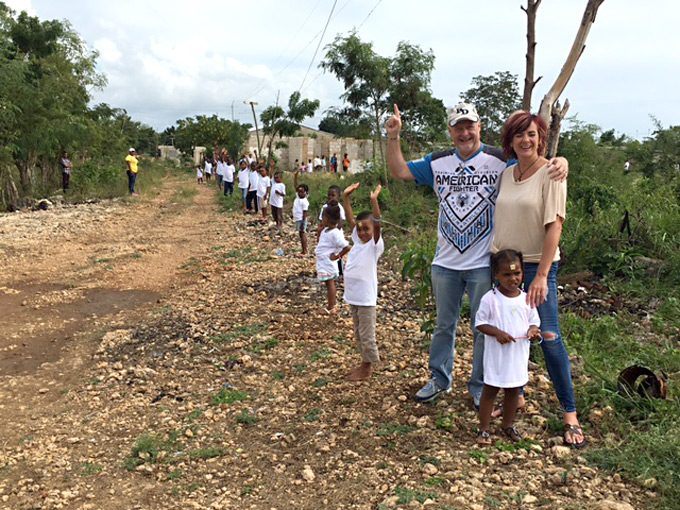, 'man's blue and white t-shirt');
408,145,508,271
